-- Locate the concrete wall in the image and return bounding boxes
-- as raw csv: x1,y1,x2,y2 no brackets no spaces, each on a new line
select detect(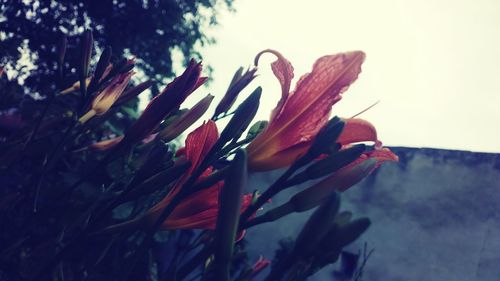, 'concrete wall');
245,147,500,281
